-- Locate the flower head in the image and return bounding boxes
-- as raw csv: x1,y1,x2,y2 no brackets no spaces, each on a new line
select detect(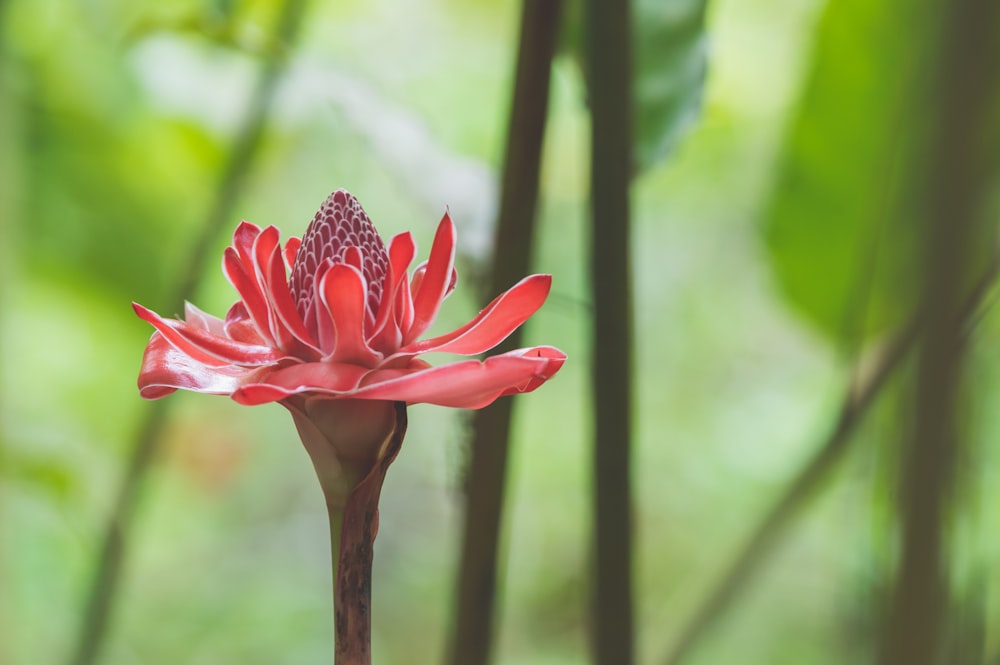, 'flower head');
134,189,564,412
